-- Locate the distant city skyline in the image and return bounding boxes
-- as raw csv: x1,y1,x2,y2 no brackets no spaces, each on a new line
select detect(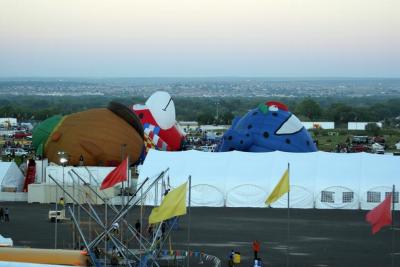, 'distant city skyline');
0,0,399,77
